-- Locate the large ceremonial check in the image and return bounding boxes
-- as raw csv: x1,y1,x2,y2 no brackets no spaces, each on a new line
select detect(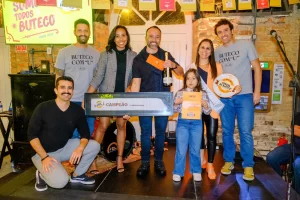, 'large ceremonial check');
85,92,174,116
